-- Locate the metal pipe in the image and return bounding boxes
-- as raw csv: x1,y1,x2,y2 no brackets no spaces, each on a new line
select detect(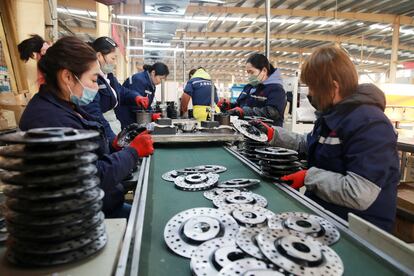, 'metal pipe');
210,82,215,121
265,0,271,58
389,16,400,83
